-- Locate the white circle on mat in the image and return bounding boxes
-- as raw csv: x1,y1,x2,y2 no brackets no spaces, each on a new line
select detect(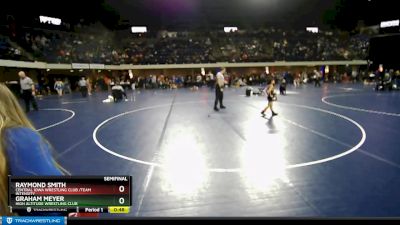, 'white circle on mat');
322,94,400,117
36,108,75,131
93,101,366,172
